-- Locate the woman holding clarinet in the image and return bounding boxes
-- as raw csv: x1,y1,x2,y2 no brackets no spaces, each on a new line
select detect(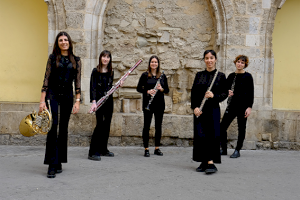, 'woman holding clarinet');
137,55,169,157
191,50,227,174
220,55,254,158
